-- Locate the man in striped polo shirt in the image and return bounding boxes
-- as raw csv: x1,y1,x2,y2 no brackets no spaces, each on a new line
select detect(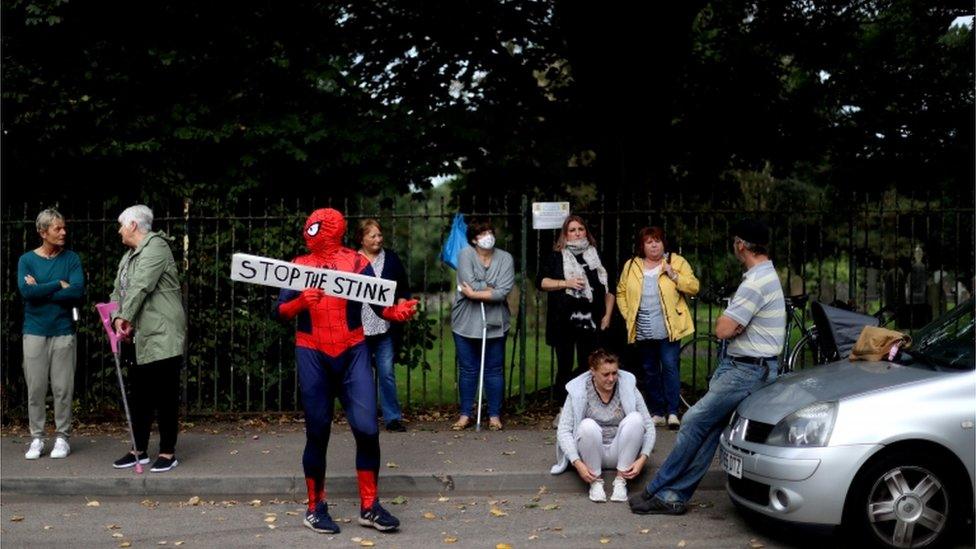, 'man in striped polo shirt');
630,219,785,515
